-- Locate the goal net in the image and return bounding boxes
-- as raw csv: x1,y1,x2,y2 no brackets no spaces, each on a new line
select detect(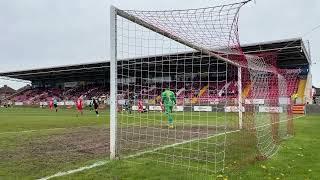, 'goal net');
243,54,300,158
109,1,299,174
